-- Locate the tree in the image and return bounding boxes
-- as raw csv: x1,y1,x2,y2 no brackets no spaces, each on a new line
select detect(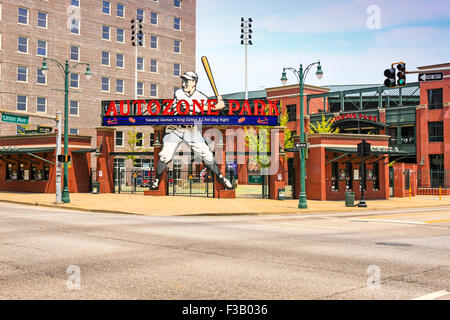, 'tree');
244,101,293,168
309,113,340,134
125,128,151,166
